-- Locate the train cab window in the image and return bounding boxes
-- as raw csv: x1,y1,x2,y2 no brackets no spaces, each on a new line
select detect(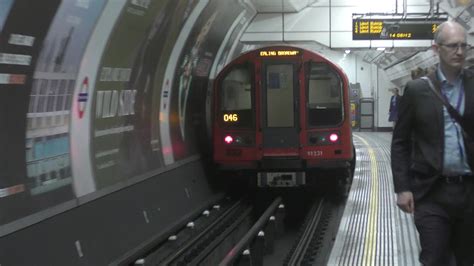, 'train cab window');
219,65,253,128
265,64,294,127
307,62,343,127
